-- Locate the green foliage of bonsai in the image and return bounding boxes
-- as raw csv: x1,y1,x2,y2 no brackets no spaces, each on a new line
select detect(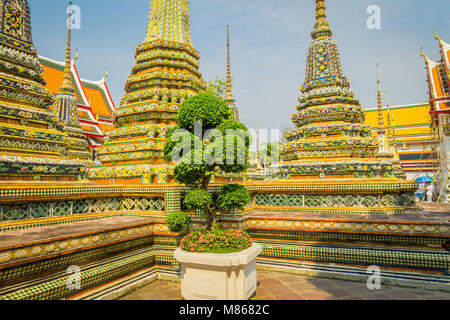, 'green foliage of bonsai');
165,92,251,231
184,189,213,210
218,184,250,212
177,92,232,131
166,212,192,233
